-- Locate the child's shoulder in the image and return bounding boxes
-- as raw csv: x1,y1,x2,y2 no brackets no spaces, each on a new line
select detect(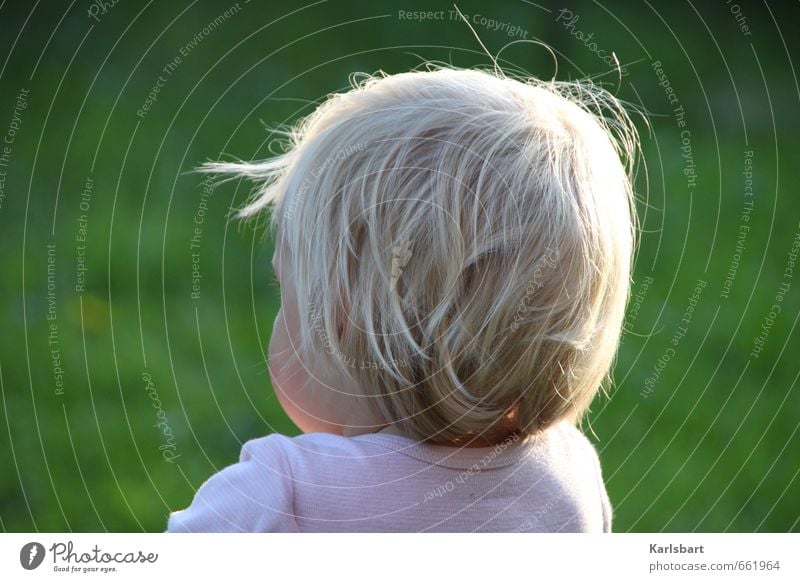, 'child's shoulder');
240,430,402,472
535,421,605,470
549,421,603,453
242,430,386,457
